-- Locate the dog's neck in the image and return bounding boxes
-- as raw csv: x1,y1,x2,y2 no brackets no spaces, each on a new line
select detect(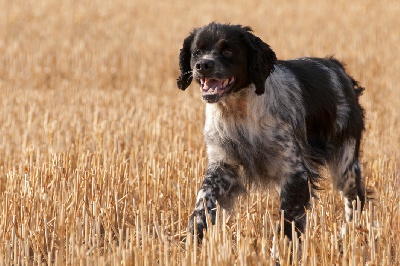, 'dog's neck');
210,88,250,120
